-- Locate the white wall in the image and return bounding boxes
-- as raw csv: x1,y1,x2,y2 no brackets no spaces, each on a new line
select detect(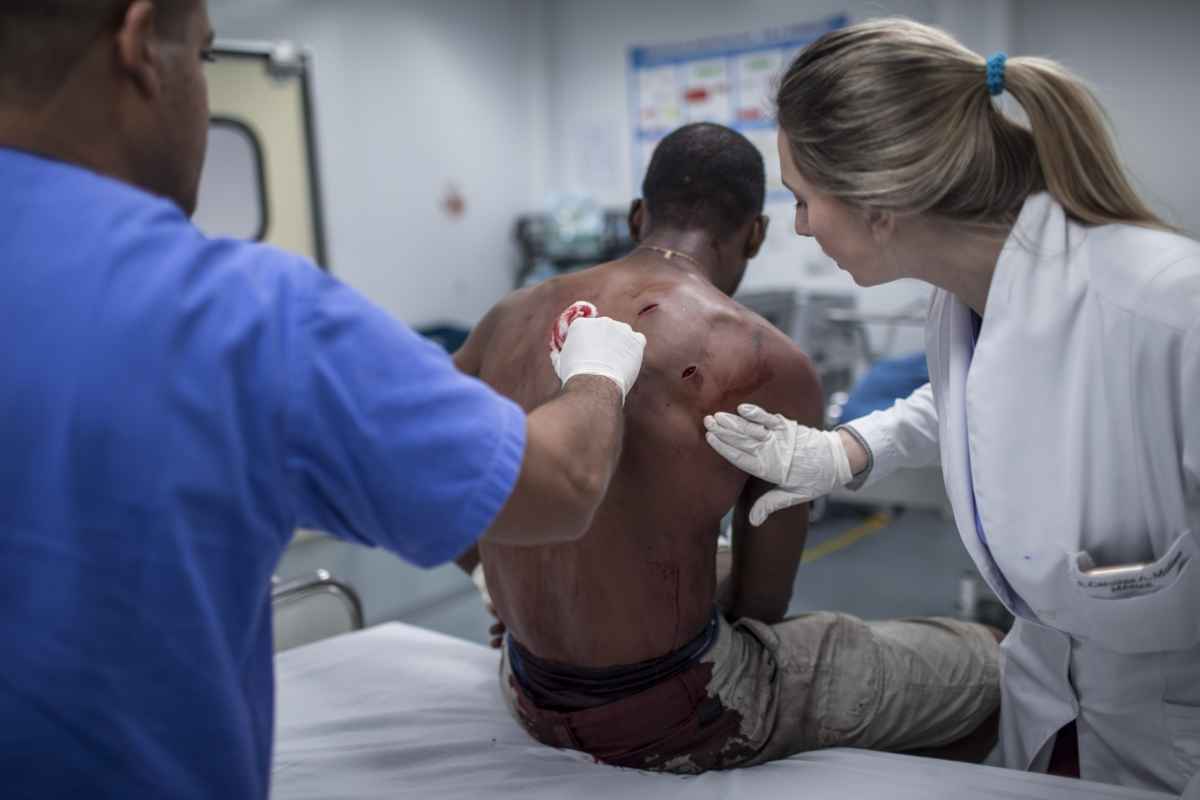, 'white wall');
209,0,549,328
209,0,1199,338
1013,0,1200,237
202,1,1198,640
540,0,946,357
537,0,1200,355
